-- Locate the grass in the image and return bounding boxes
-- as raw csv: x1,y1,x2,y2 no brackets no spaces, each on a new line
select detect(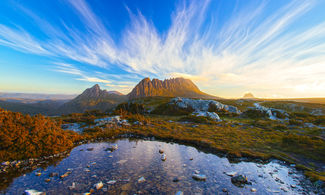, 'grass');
72,112,325,182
